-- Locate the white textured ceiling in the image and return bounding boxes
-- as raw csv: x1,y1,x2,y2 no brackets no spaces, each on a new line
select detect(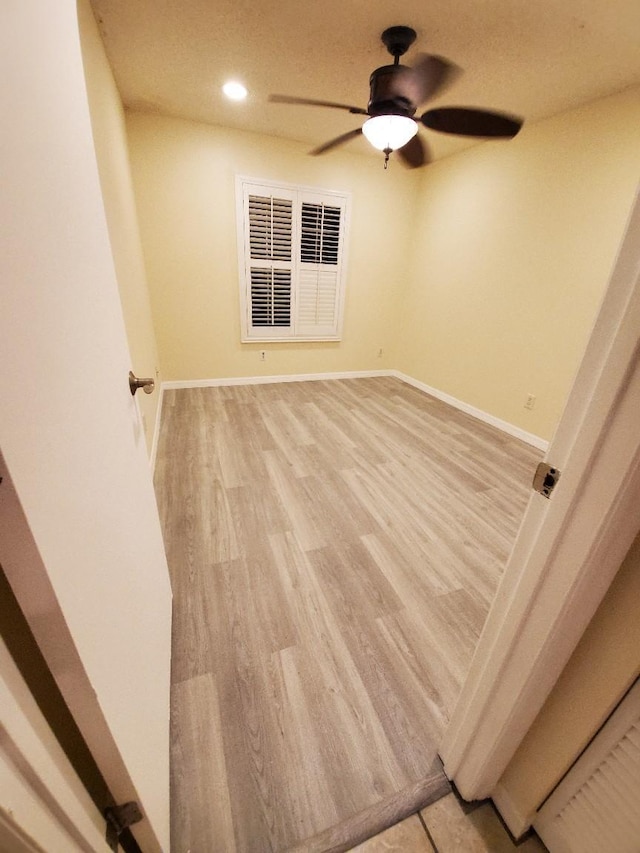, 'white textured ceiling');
90,0,640,162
